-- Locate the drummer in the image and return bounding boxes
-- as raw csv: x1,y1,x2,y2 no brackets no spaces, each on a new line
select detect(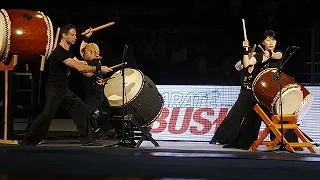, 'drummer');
80,28,106,140
242,30,283,71
20,24,113,146
224,30,284,150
